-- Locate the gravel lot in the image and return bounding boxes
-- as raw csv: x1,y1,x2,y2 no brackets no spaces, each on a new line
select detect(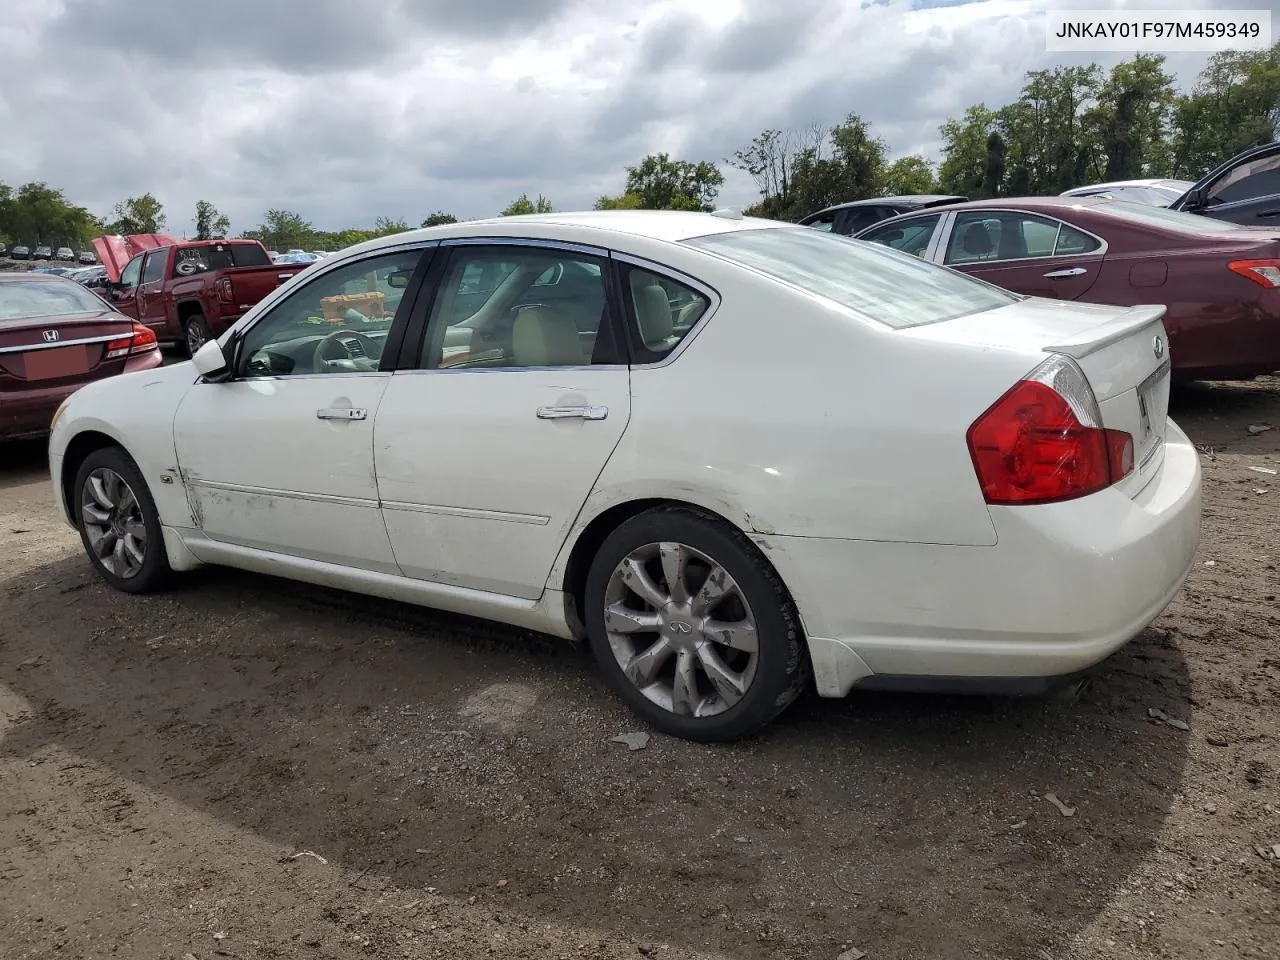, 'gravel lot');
1,377,1277,960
